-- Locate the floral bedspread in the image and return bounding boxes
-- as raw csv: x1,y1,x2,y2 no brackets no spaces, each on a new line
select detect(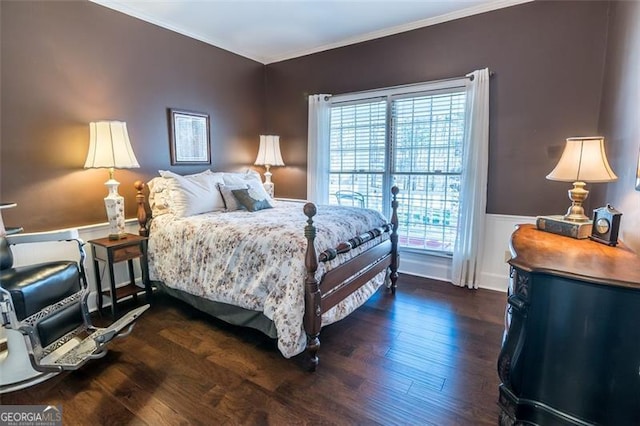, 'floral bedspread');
148,201,390,358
